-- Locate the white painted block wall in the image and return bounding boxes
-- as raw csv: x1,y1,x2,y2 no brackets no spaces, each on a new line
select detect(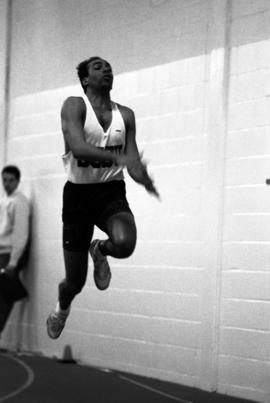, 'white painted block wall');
0,0,9,172
218,1,270,402
1,1,270,402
